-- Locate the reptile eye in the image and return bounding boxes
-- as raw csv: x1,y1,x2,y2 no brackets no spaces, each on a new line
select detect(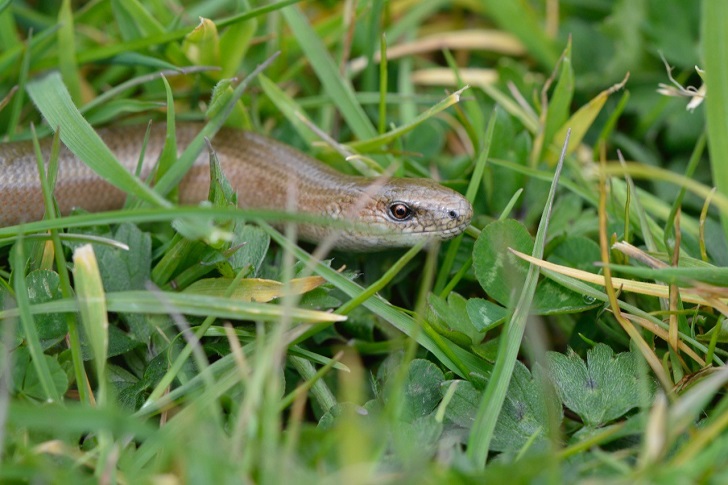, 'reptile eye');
389,202,413,221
